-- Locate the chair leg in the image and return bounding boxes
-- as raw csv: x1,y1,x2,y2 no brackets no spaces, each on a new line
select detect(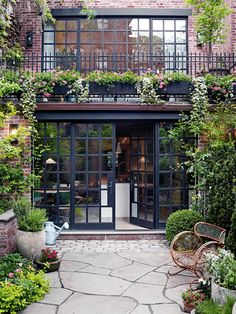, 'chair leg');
168,266,187,276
